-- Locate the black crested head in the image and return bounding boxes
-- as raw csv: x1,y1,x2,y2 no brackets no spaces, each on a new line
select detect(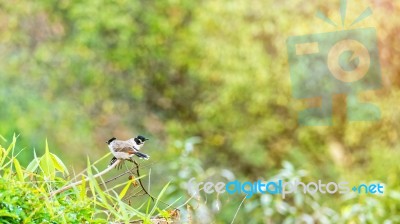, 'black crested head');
107,137,116,144
137,135,149,141
135,135,149,144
